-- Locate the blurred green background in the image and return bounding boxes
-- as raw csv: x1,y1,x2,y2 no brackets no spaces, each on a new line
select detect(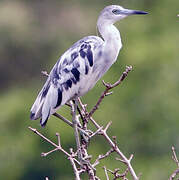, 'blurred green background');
0,0,179,179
